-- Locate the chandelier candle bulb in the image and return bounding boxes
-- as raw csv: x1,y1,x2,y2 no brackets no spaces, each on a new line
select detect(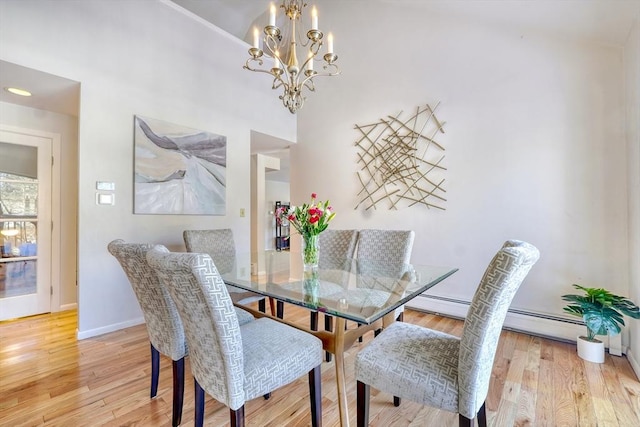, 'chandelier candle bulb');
269,3,276,26
253,27,260,49
327,33,334,54
311,6,318,30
